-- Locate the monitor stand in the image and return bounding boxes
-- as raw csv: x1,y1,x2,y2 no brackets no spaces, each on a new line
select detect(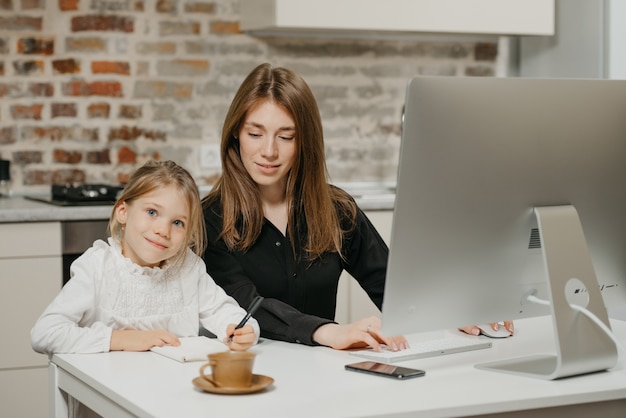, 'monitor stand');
476,205,618,380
